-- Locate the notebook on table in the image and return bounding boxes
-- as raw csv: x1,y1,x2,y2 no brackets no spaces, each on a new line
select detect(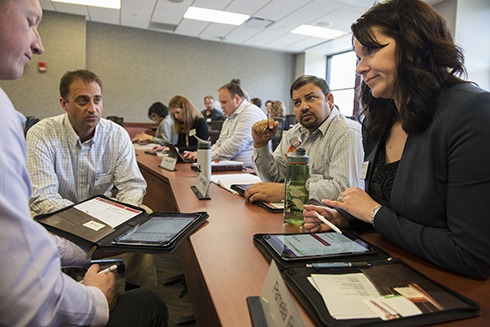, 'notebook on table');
191,160,243,172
